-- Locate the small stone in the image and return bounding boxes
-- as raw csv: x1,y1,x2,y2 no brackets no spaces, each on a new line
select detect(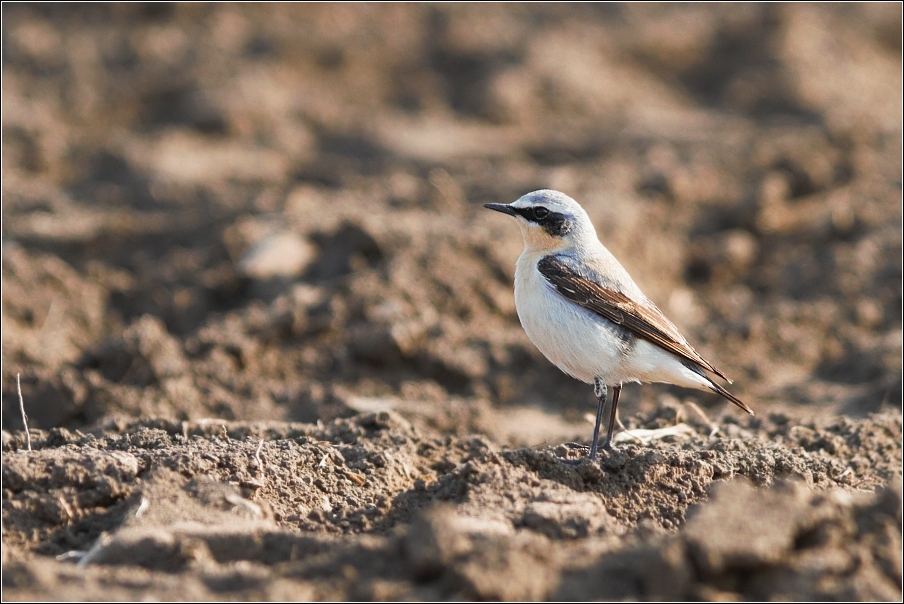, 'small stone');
238,232,314,280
